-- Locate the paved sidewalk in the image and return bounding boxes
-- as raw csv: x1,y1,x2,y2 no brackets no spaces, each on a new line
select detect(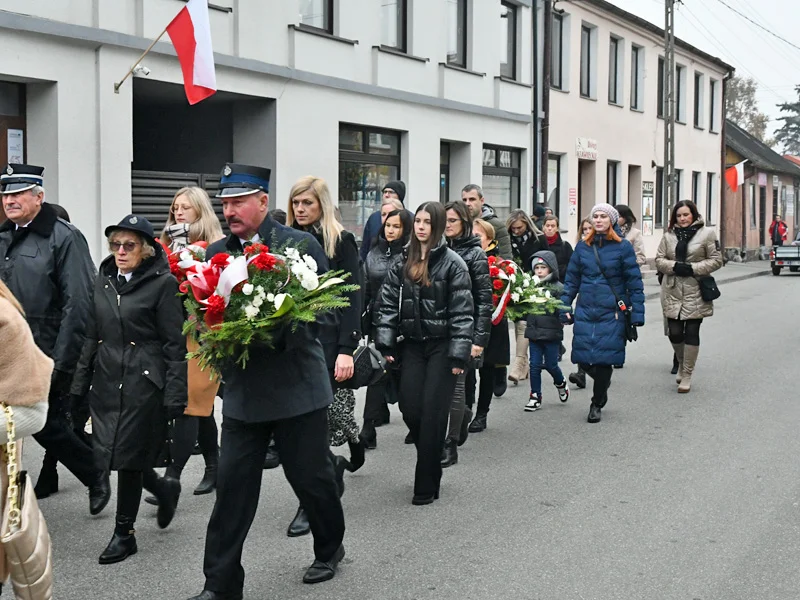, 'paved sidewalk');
644,260,772,299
